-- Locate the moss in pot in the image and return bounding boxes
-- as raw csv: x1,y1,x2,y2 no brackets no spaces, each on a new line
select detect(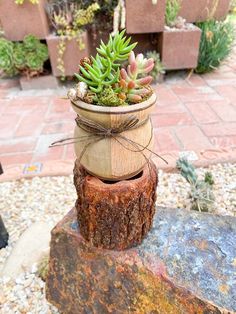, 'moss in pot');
68,30,157,181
